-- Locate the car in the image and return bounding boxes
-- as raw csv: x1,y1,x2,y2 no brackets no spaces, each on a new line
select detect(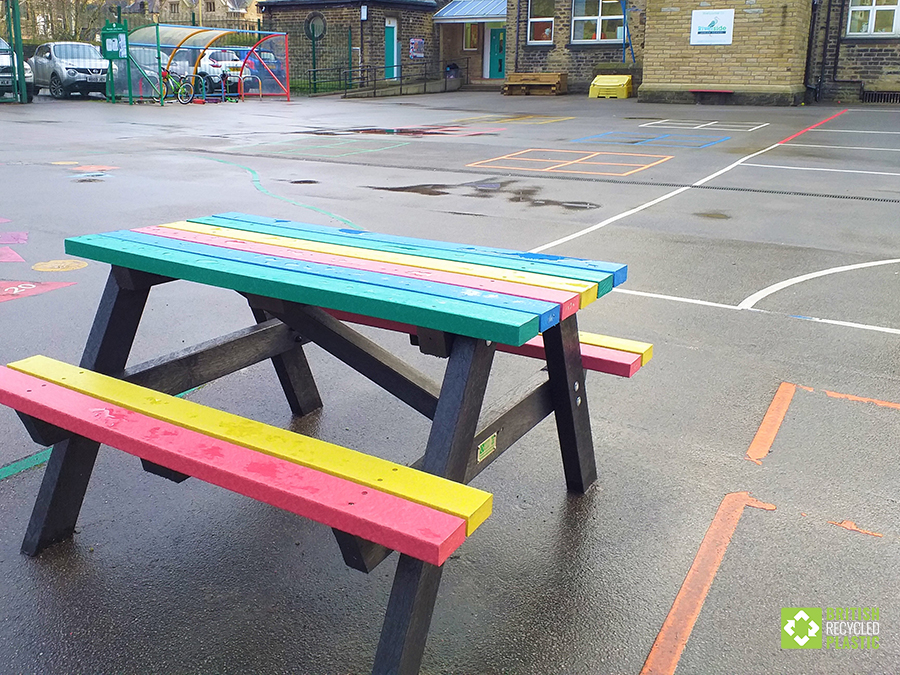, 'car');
197,48,244,82
28,41,113,99
234,47,285,82
0,37,34,102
